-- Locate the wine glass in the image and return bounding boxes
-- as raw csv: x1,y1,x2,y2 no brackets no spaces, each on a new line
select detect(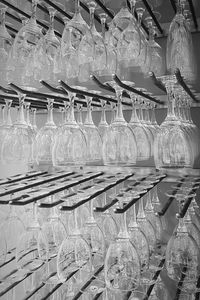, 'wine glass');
34,99,57,165
86,1,107,76
57,204,92,296
144,17,164,77
102,81,137,166
1,93,33,165
166,0,196,82
137,196,157,258
33,6,60,84
117,0,141,64
165,217,200,294
104,201,141,293
7,0,42,88
0,5,12,87
124,82,151,162
38,197,67,285
53,90,87,166
98,100,109,140
0,100,12,161
128,202,150,273
100,12,118,77
83,95,102,165
154,75,194,169
16,202,46,278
